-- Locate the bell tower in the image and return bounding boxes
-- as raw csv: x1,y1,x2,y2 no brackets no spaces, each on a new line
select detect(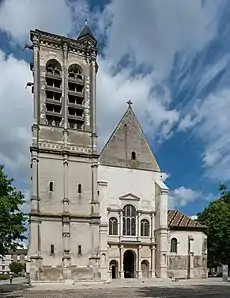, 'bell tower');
28,24,100,283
